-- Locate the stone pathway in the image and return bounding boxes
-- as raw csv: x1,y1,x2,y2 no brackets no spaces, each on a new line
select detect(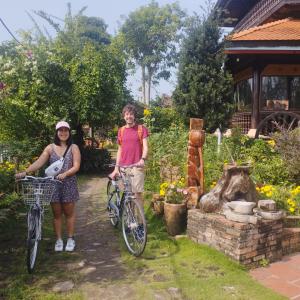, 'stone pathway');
70,176,138,299
251,253,300,299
